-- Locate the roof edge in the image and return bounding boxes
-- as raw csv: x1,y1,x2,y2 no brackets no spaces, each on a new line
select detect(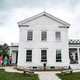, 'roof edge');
17,11,70,27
